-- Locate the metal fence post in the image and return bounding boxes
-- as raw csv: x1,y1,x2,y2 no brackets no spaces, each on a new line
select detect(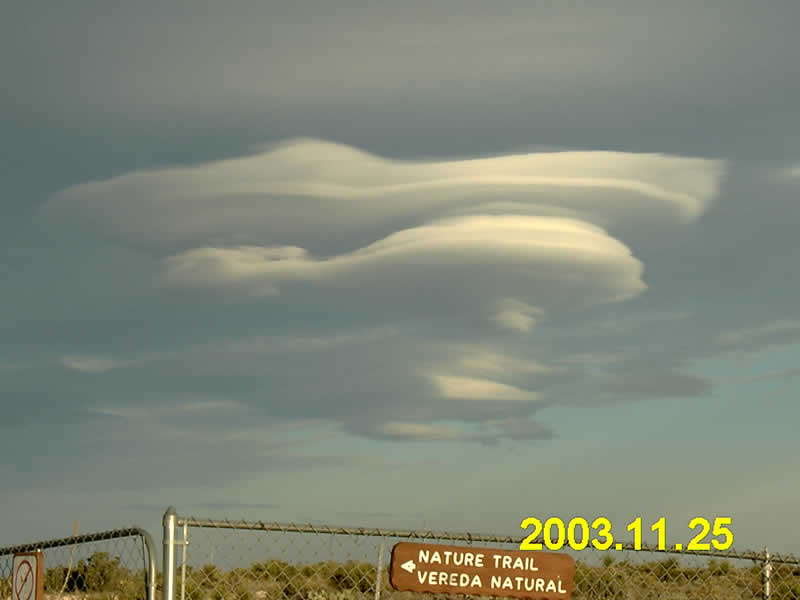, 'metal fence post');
374,539,385,600
163,506,177,600
180,522,188,600
140,527,159,600
762,546,772,600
